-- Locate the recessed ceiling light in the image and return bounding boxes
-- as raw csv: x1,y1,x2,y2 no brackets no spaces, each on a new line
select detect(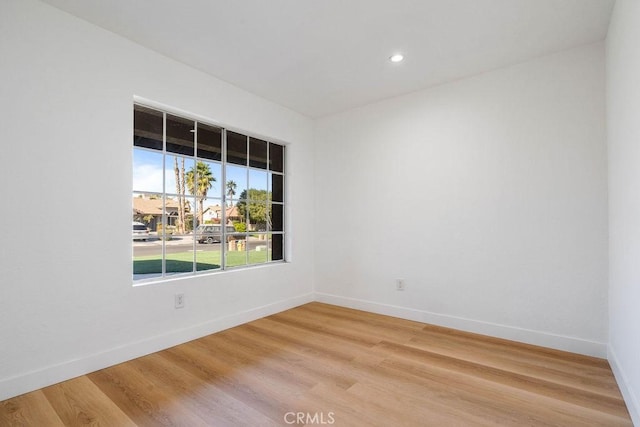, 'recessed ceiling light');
389,54,404,63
